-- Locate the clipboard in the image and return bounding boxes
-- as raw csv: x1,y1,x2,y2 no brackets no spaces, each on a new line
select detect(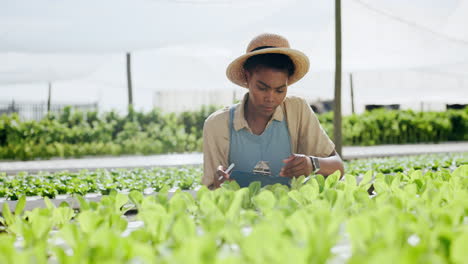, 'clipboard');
229,170,291,188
